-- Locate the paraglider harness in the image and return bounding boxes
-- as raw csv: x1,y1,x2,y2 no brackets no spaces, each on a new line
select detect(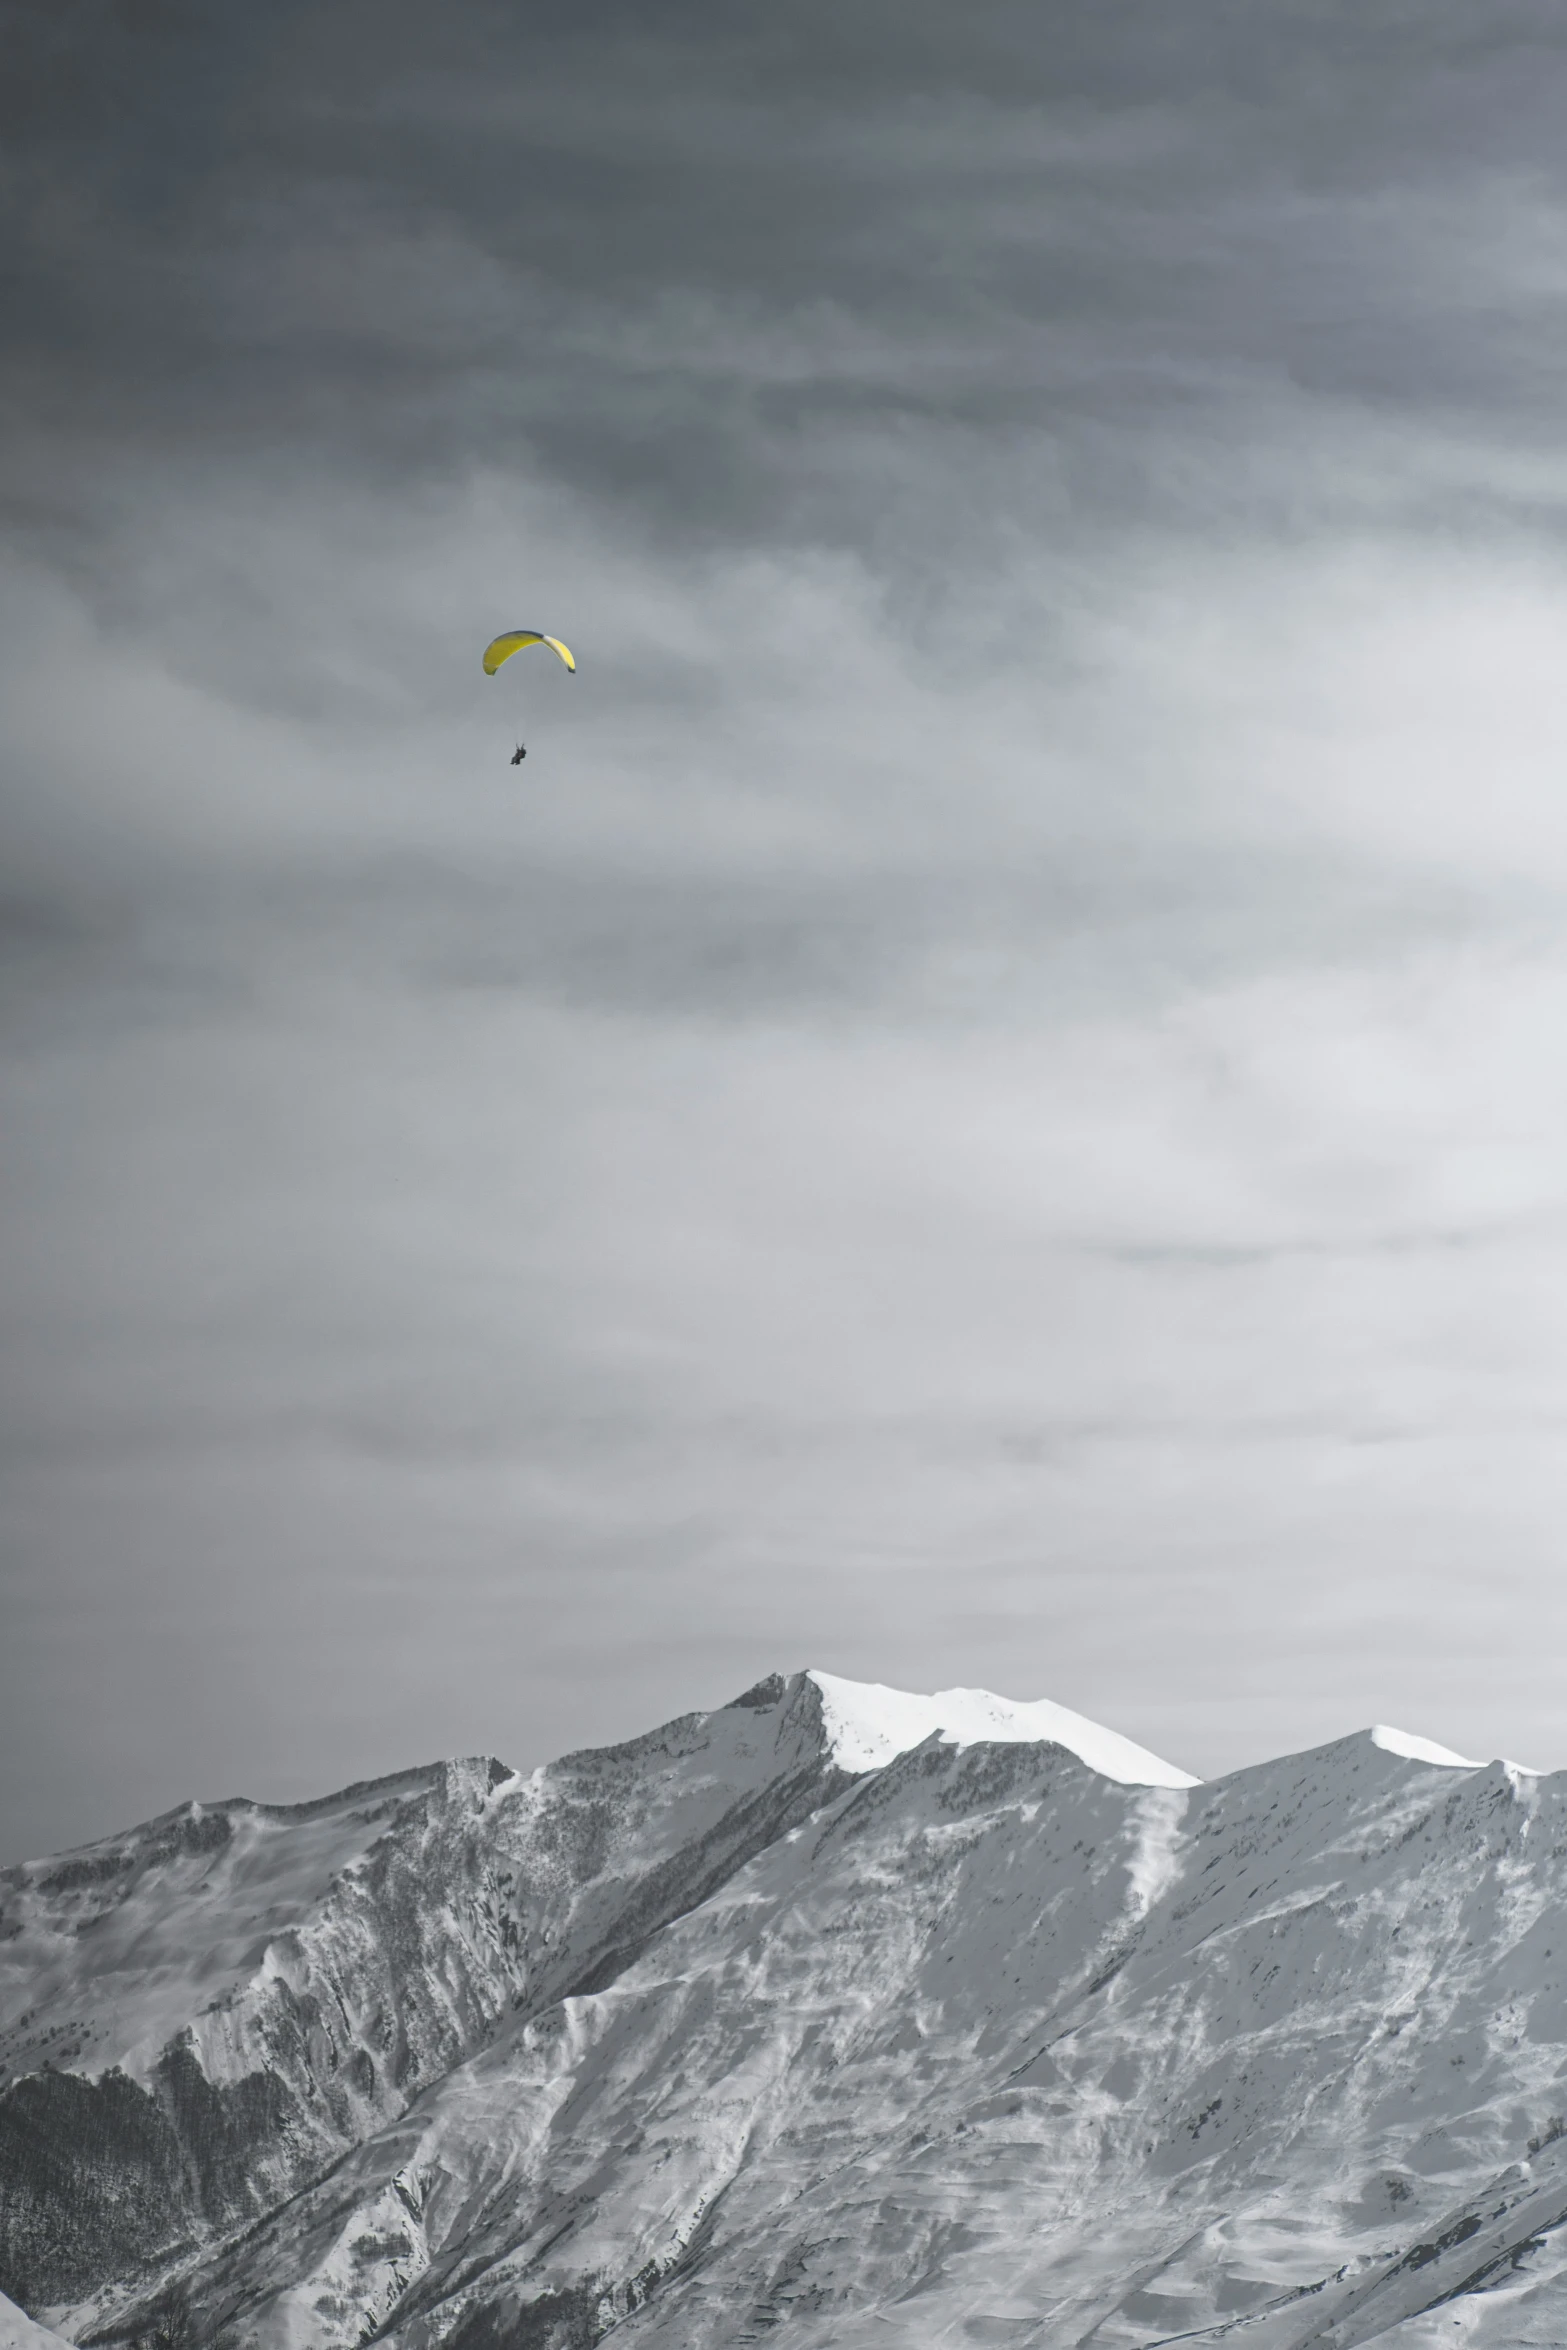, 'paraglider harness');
510,743,527,764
